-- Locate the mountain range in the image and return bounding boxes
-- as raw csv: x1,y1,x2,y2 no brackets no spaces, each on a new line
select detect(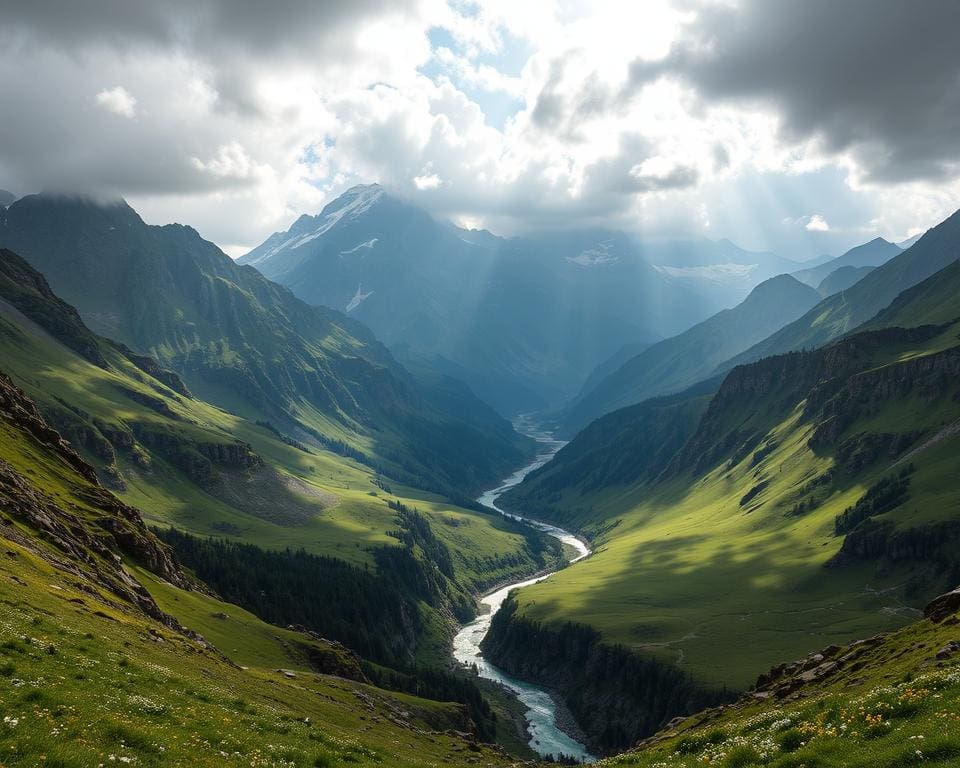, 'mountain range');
3,178,960,766
0,194,532,497
791,236,902,289
240,185,793,413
